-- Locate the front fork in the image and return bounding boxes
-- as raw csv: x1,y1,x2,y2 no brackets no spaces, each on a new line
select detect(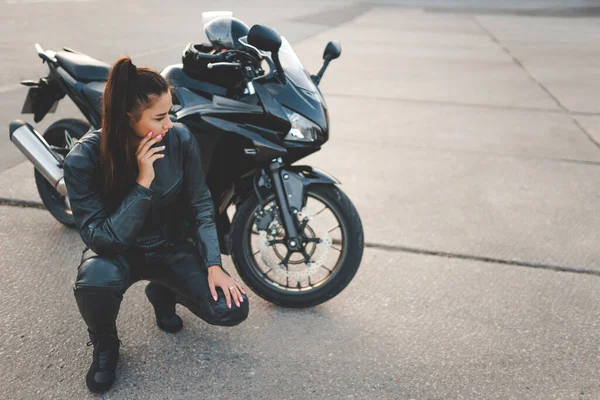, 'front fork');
254,158,341,252
262,158,303,251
